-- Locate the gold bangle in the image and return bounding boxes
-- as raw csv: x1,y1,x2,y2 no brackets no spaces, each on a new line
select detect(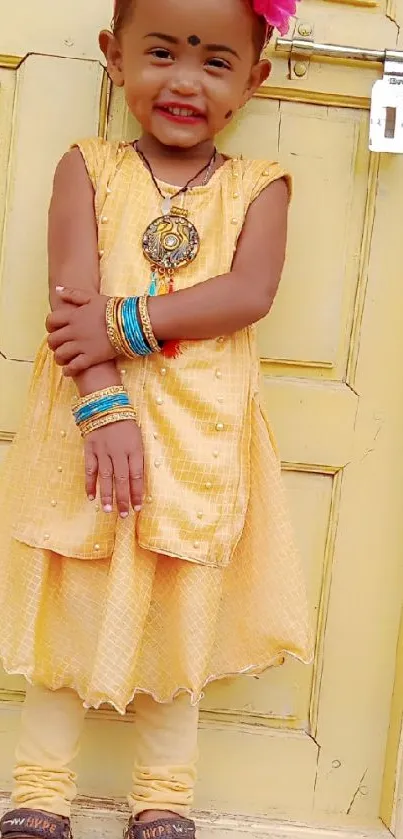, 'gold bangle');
105,297,121,355
72,385,127,412
79,408,137,438
78,404,137,425
79,406,137,429
138,294,161,354
114,299,129,356
106,297,126,357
